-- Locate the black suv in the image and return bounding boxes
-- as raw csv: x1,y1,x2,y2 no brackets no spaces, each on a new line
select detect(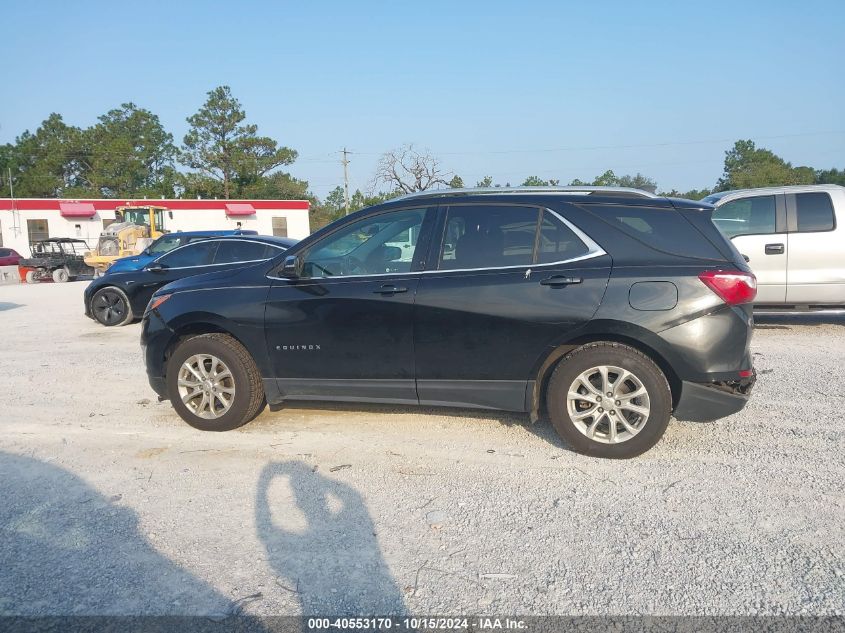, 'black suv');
141,187,756,458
